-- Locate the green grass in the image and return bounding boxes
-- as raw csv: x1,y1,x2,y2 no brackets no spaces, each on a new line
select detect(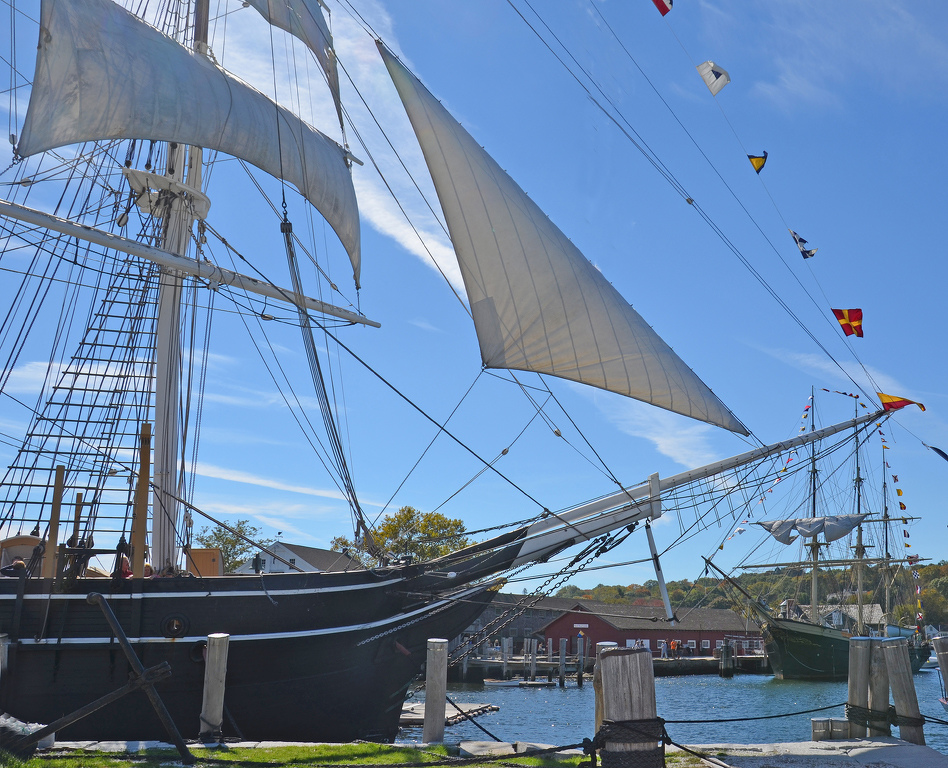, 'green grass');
5,743,590,768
